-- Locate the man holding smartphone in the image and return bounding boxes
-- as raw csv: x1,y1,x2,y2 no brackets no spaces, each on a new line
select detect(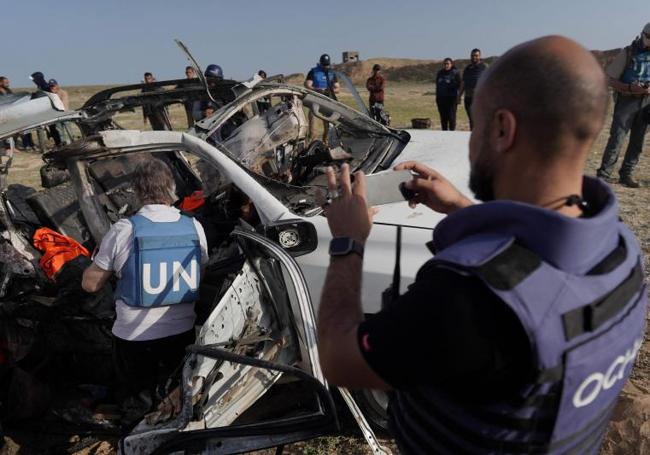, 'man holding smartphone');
317,36,647,454
597,23,650,188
